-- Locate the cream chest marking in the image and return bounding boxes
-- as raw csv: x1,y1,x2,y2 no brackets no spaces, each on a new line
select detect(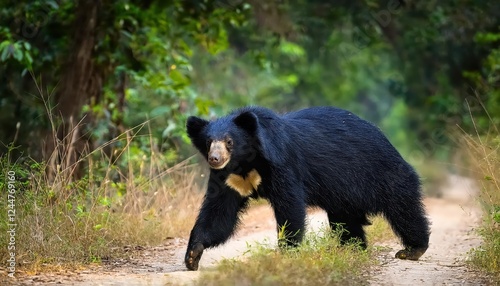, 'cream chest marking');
225,169,262,197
